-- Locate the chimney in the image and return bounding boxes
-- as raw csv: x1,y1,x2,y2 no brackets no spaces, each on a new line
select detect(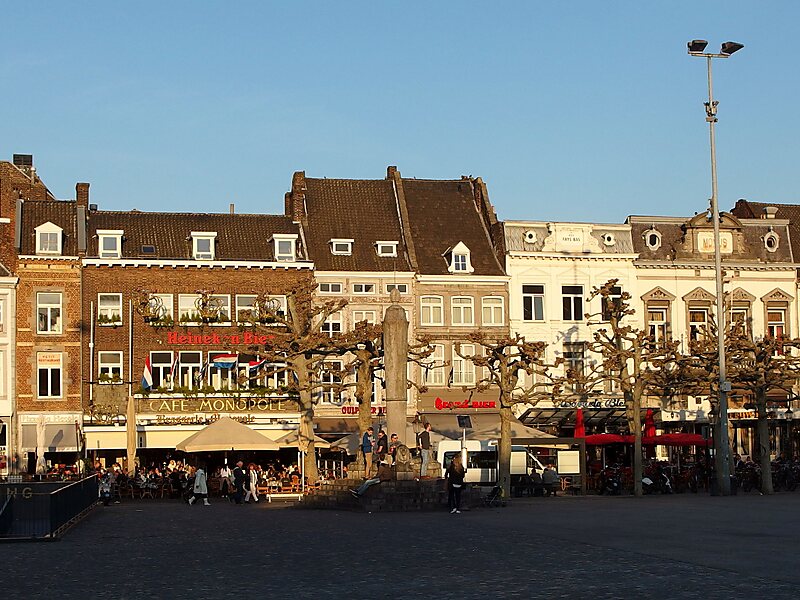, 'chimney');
286,171,307,222
76,182,90,208
387,166,399,179
229,203,235,215
763,206,779,219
